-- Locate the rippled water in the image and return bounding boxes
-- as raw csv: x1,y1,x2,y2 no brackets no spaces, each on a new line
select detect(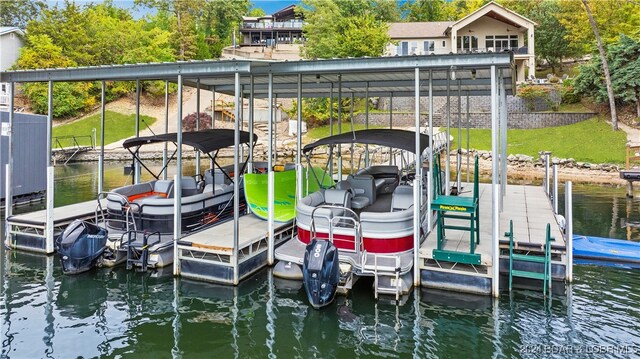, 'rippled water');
2,163,640,358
